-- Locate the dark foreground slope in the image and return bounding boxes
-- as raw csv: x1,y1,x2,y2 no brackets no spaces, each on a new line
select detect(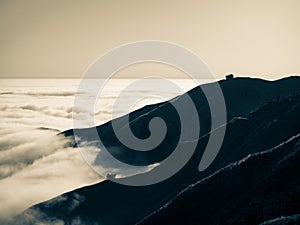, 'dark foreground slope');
22,76,300,225
139,115,300,224
259,215,300,225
